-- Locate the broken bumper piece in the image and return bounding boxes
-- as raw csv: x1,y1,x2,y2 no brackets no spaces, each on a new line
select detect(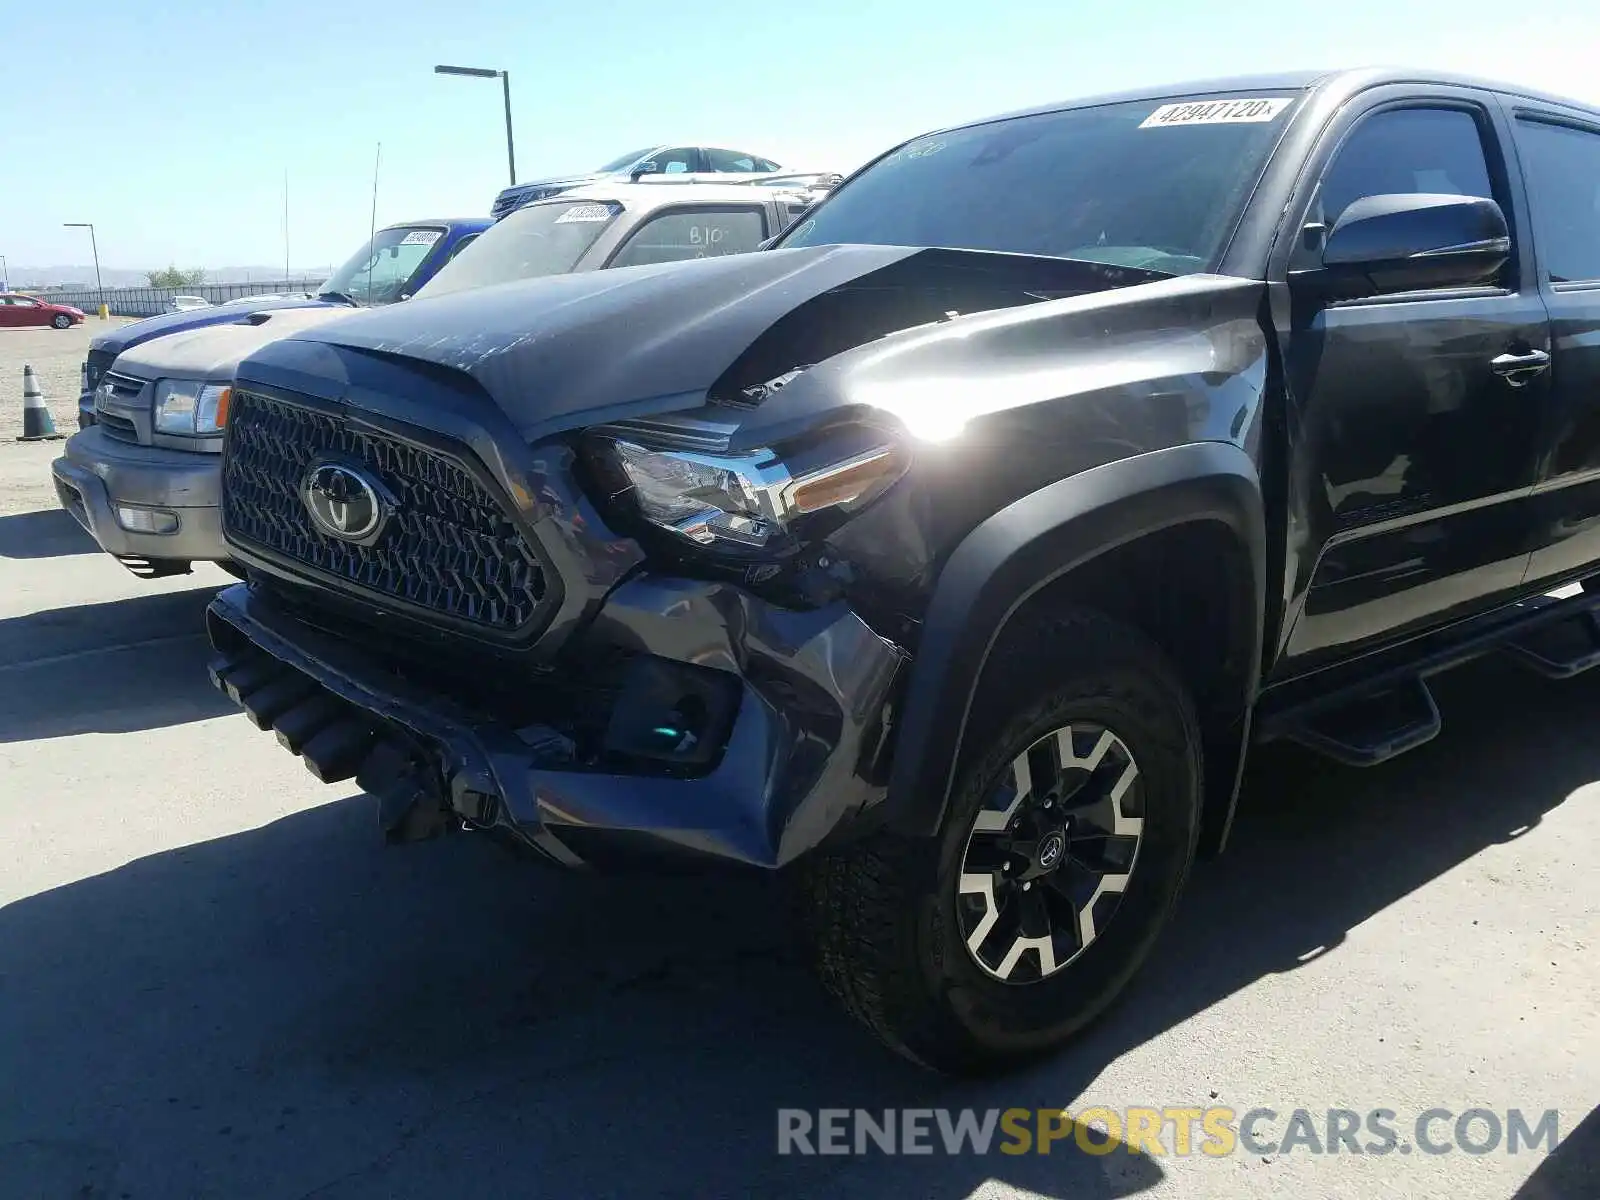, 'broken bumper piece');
205,581,905,869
